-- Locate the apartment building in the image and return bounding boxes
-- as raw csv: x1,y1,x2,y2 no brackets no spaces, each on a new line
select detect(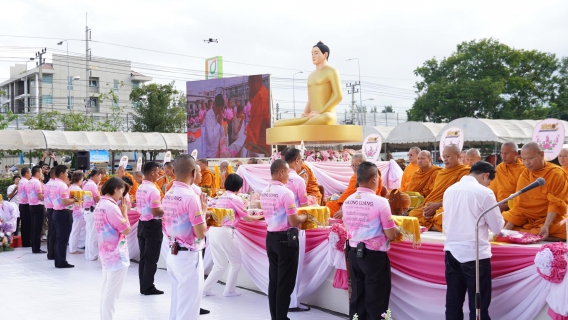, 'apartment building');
0,53,152,125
